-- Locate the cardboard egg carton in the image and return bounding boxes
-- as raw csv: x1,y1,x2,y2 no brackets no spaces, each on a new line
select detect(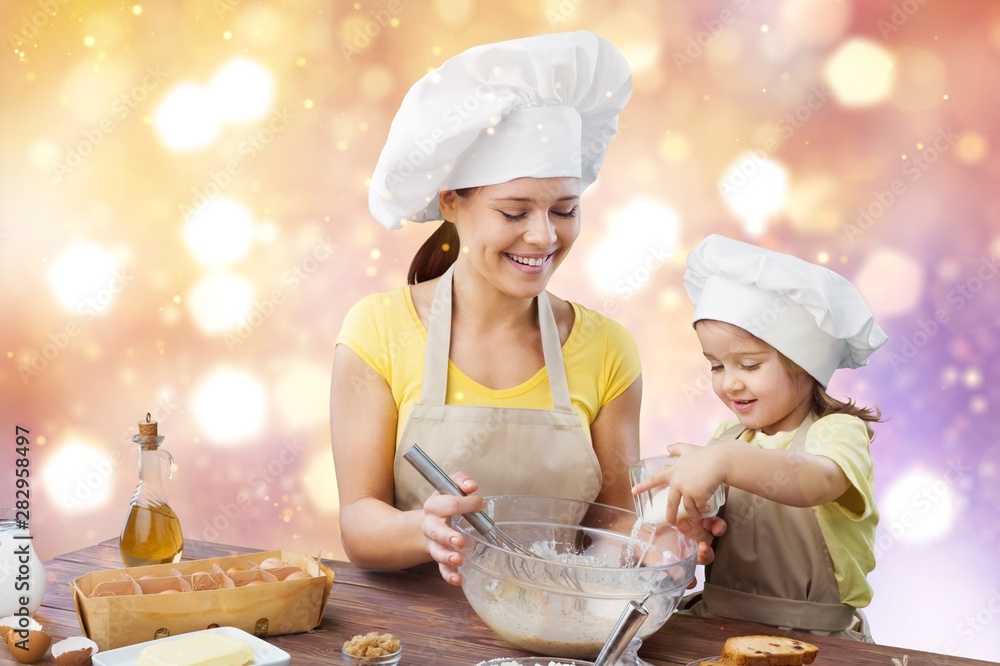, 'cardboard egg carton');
71,550,334,651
